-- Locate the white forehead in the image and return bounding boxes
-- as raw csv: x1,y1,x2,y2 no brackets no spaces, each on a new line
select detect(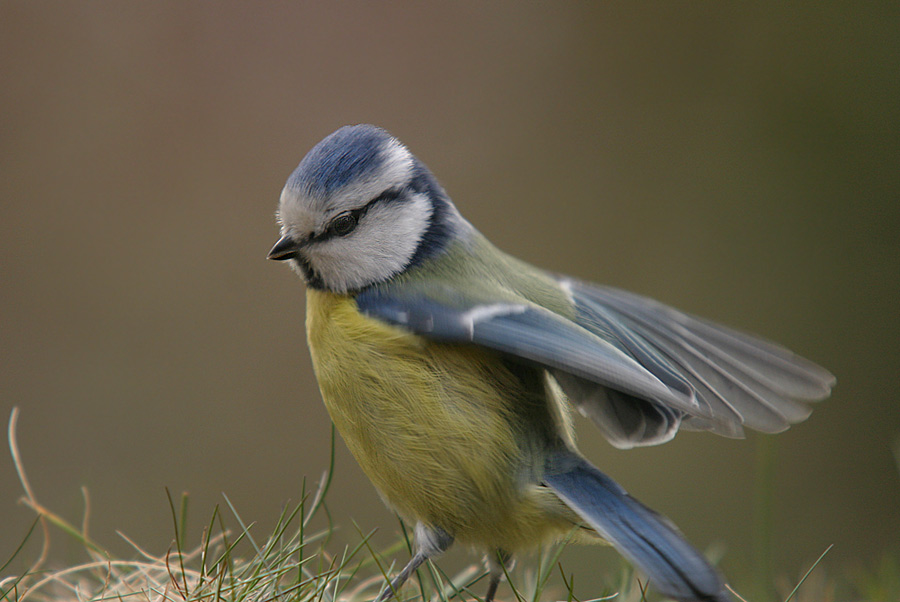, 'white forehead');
278,138,414,232
324,138,413,211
